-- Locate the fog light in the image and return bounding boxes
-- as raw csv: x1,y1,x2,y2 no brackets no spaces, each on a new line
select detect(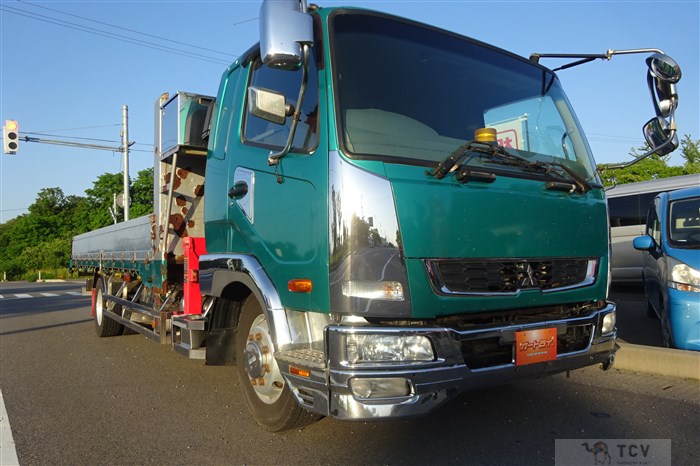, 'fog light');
346,334,434,364
602,311,616,335
350,377,411,399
